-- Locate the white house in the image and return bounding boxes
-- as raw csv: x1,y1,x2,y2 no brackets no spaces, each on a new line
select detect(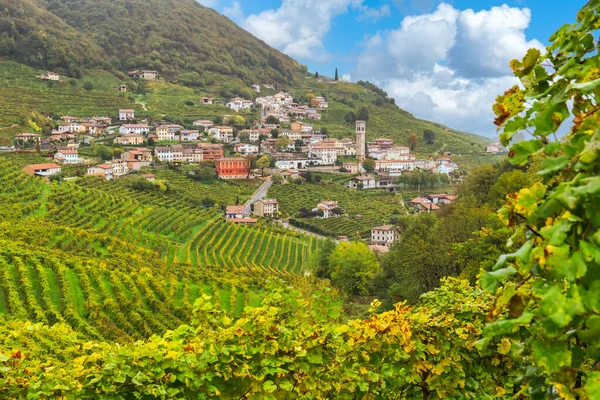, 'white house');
371,225,396,247
193,120,214,129
226,205,245,219
251,84,261,93
312,200,339,219
275,159,313,169
226,97,254,111
348,175,377,189
119,124,150,135
487,140,505,154
234,143,259,155
208,126,234,142
119,109,135,121
54,148,80,164
180,130,199,141
57,122,84,133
